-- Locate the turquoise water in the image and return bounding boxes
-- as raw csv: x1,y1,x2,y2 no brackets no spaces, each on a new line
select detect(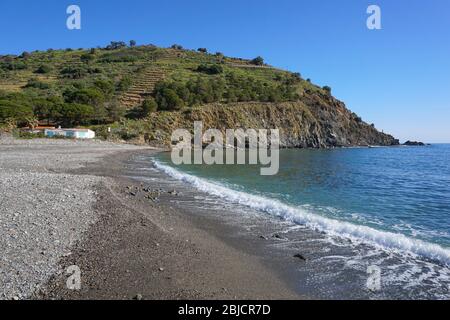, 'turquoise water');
154,145,450,265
